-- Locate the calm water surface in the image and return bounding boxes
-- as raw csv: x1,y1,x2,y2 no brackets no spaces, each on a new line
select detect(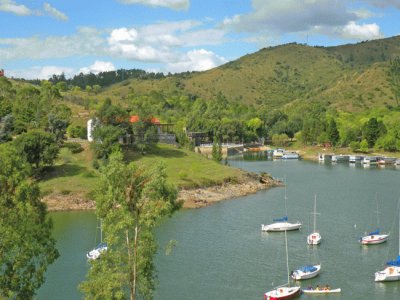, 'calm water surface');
39,158,400,299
